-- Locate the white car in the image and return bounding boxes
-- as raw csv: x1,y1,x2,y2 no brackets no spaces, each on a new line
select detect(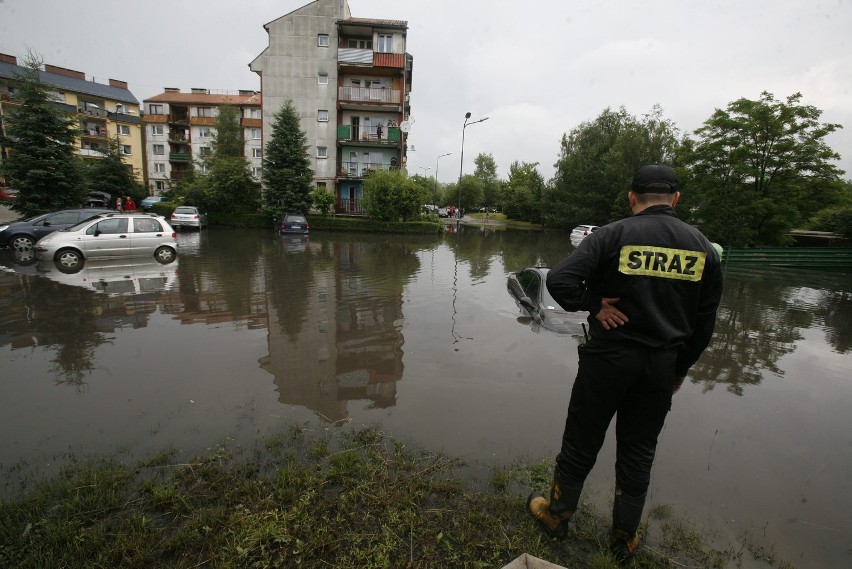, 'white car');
35,212,178,273
170,206,208,230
